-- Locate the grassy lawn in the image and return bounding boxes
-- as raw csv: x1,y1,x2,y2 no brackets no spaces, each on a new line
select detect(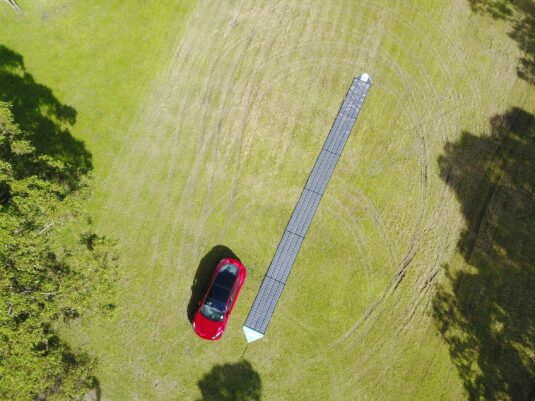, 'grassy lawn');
1,0,534,400
0,0,196,170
